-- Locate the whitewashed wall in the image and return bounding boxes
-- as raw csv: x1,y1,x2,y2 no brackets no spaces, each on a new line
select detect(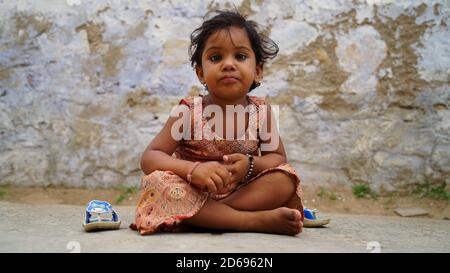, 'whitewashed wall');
0,0,449,191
